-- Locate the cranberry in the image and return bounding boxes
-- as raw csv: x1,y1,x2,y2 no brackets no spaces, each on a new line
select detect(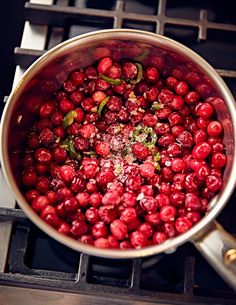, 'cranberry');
207,121,223,137
140,162,155,178
185,91,199,105
39,101,56,118
63,197,79,213
121,192,137,207
32,195,49,213
184,173,199,192
120,240,132,249
194,130,208,144
197,117,210,130
176,131,193,148
138,222,153,238
58,223,71,235
52,147,67,163
95,142,110,157
155,194,170,208
140,185,154,197
76,192,90,208
163,222,176,238
195,164,210,180
186,211,201,223
71,220,88,237
82,159,99,179
185,193,201,211
158,134,175,147
85,207,99,224
123,62,138,79
153,232,167,244
197,102,214,119
58,165,75,183
171,158,186,172
110,220,127,240
44,213,60,229
94,238,110,248
192,142,211,160
159,205,177,222
132,143,149,160
171,125,185,137
167,143,182,157
175,81,189,95
211,152,227,168
175,217,193,233
158,89,174,104
168,112,183,126
205,175,223,192
91,221,108,239
146,87,159,102
102,191,120,206
70,70,85,85
80,235,94,245
35,148,52,163
166,76,178,89
170,95,184,110
154,123,171,135
96,169,115,186
97,57,113,74
130,231,147,248
170,191,185,207
36,176,50,193
22,170,37,187
25,189,40,203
